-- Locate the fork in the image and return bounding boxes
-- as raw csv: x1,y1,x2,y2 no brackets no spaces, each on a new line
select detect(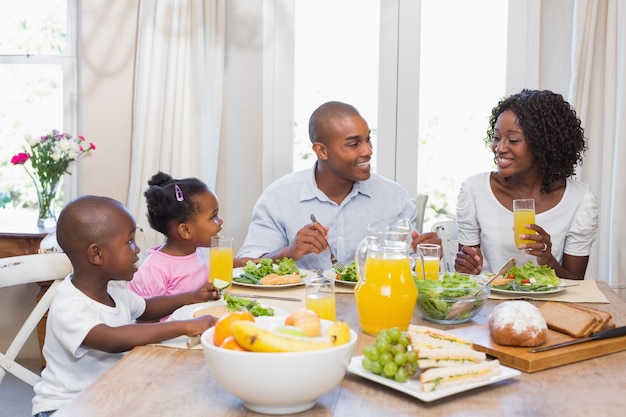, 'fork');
309,214,346,272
